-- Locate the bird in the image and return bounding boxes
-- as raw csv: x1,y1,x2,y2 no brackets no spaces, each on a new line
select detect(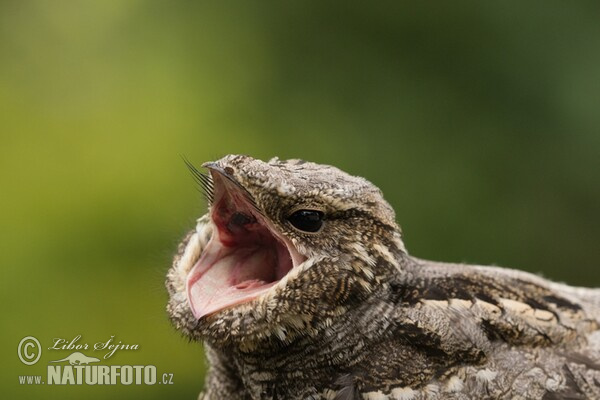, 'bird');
166,154,600,400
